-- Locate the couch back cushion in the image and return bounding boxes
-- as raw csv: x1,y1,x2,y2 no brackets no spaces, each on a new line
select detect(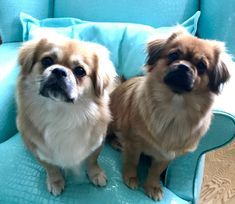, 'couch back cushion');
198,0,235,58
20,12,200,79
0,0,54,43
54,0,199,27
